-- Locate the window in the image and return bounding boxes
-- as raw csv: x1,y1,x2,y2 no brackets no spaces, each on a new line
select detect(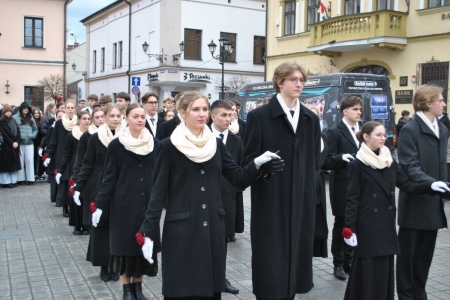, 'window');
307,0,320,31
93,50,97,73
220,32,236,62
113,43,117,69
285,1,296,35
184,29,202,59
429,0,450,7
101,47,105,72
24,17,43,48
253,36,265,65
377,0,394,10
118,41,123,67
345,0,361,15
24,86,44,110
